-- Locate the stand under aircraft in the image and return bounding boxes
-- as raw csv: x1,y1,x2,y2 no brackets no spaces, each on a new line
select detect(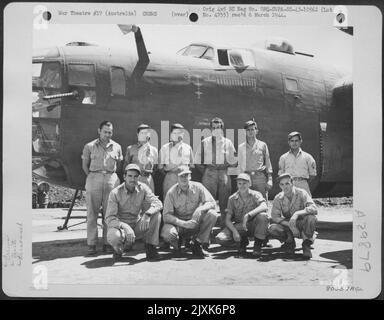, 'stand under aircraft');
32,24,352,199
